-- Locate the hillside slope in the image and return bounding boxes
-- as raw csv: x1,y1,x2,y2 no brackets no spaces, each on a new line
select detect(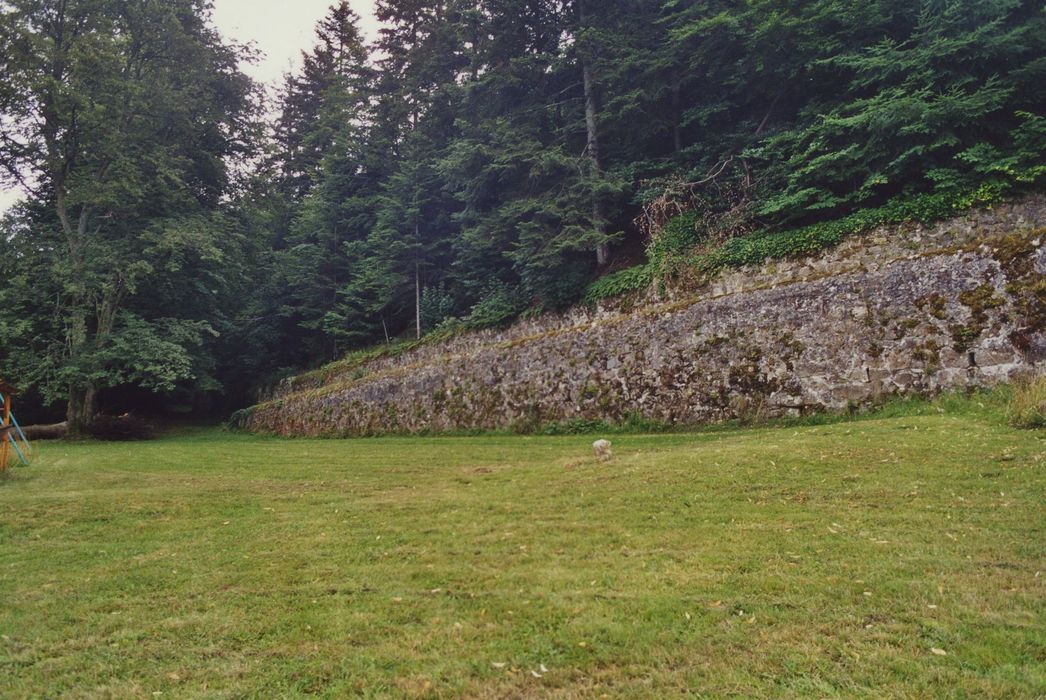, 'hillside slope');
248,198,1045,437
